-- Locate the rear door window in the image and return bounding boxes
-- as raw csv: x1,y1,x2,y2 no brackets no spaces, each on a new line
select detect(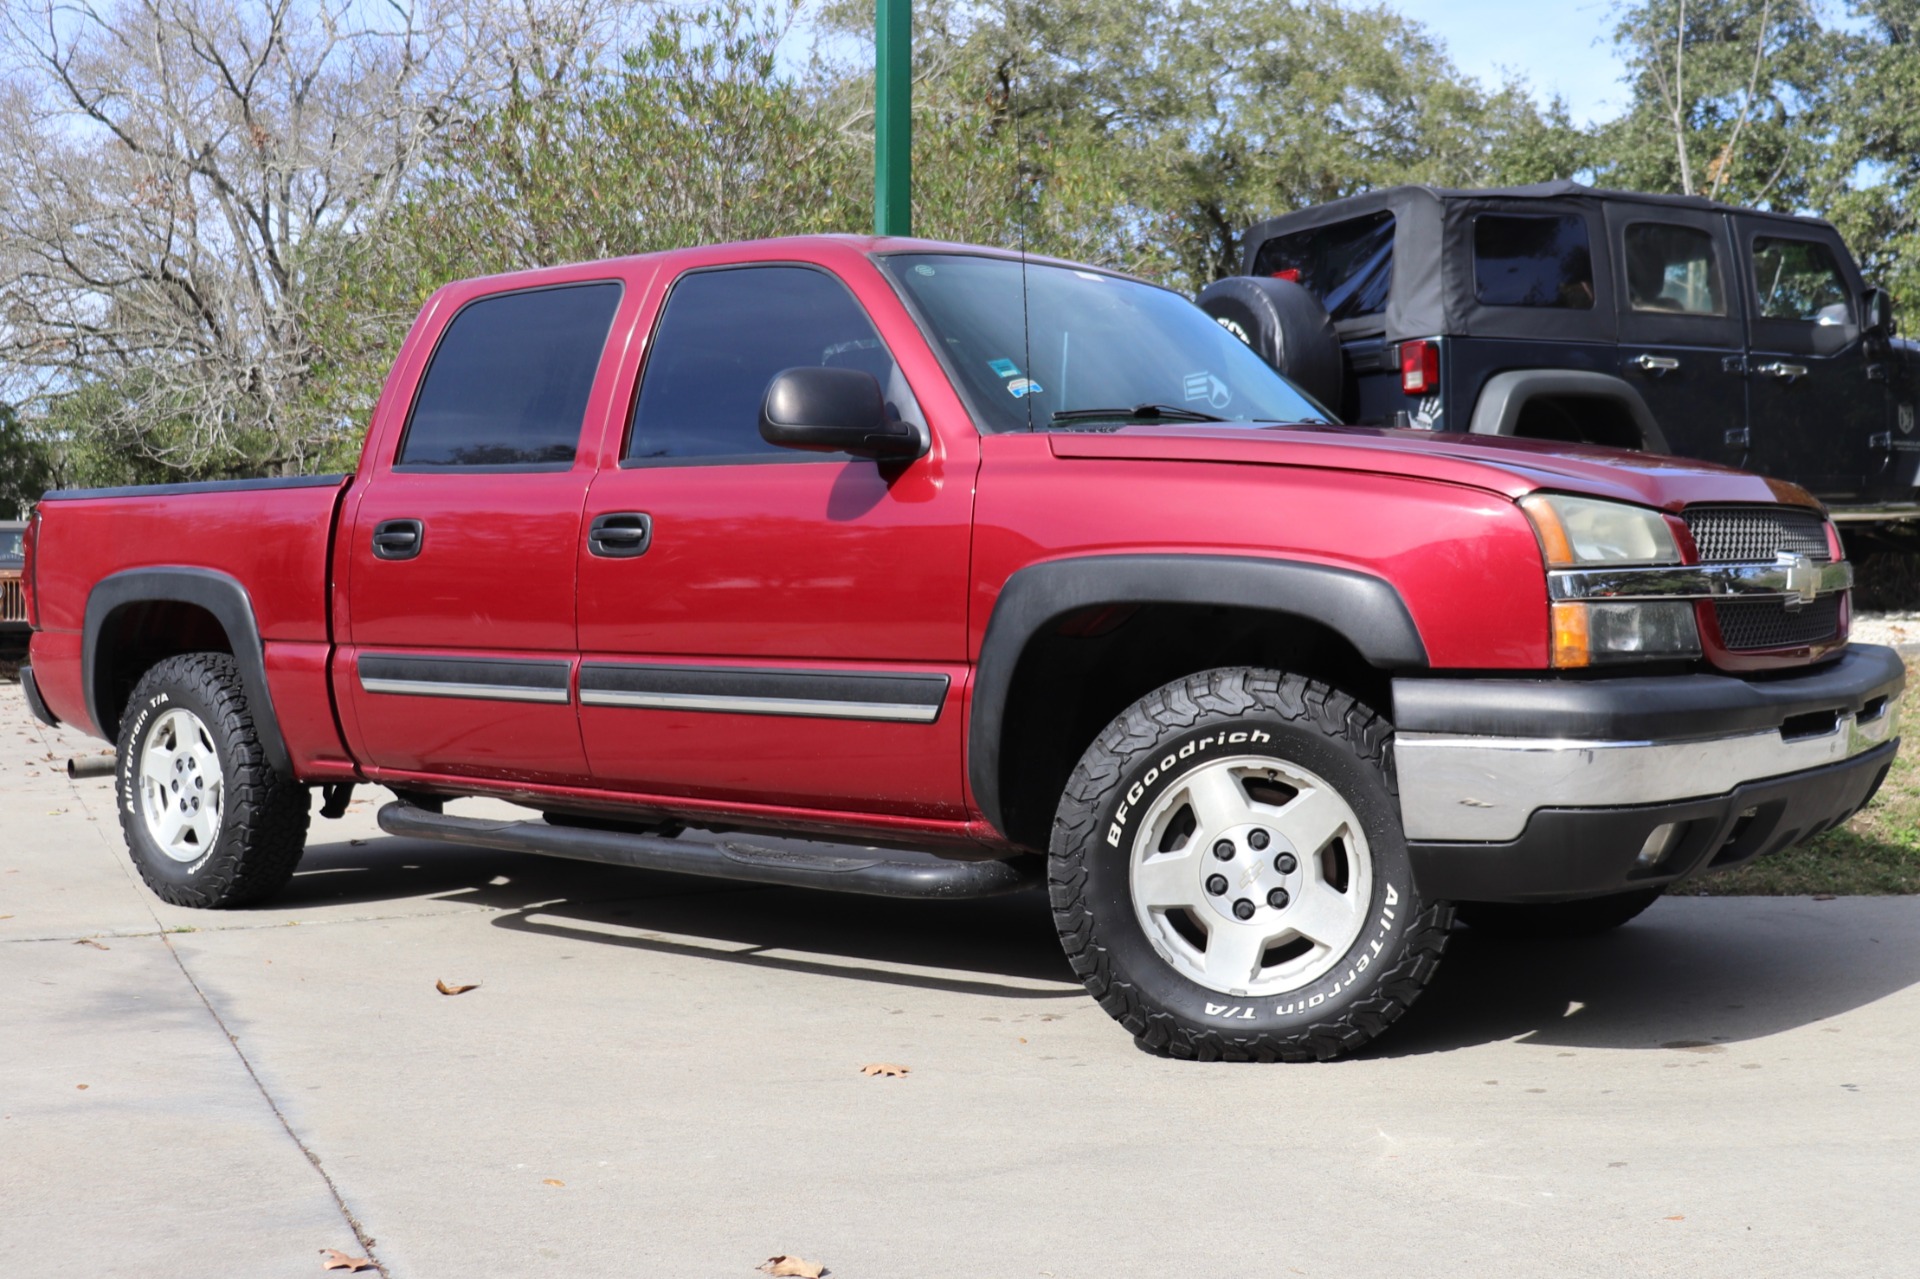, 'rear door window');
1248,211,1394,321
626,266,918,463
1624,223,1725,315
1751,237,1851,325
398,282,622,468
1473,213,1595,309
